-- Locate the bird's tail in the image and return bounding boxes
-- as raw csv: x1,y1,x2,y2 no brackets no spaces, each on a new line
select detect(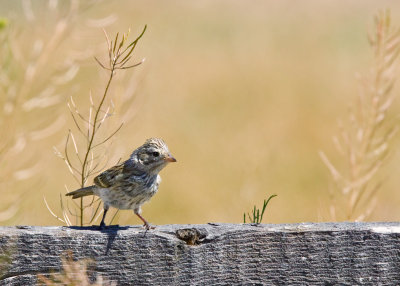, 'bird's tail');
65,186,96,199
